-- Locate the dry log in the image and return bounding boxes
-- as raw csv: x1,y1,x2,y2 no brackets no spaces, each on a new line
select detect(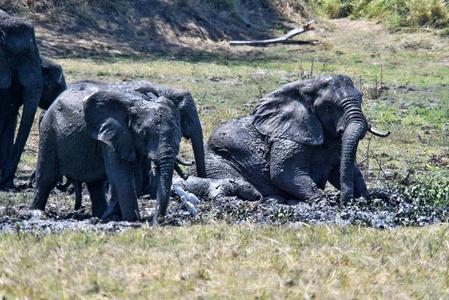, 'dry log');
230,20,317,46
